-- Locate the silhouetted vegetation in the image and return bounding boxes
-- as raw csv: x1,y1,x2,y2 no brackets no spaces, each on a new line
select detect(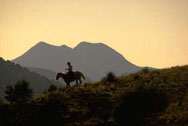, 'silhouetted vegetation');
32,92,68,126
0,65,188,126
114,83,168,126
5,79,33,105
101,72,117,83
141,67,150,73
107,72,116,83
0,98,3,104
47,84,58,93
